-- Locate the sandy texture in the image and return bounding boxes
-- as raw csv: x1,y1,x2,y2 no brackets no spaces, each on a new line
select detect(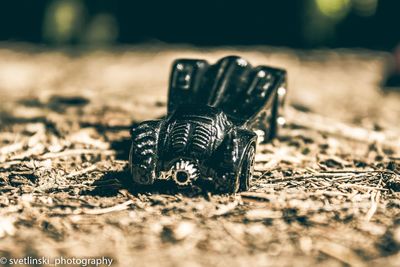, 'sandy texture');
0,45,400,267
